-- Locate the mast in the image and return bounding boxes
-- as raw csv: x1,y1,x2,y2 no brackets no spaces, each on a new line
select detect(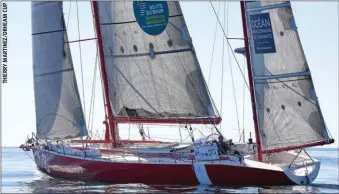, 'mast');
240,1,262,161
92,1,117,145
